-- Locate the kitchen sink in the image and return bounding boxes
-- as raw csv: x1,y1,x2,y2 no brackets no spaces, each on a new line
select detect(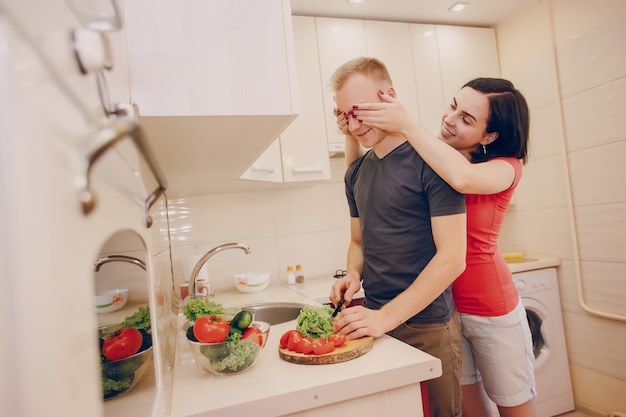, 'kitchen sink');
236,302,307,325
